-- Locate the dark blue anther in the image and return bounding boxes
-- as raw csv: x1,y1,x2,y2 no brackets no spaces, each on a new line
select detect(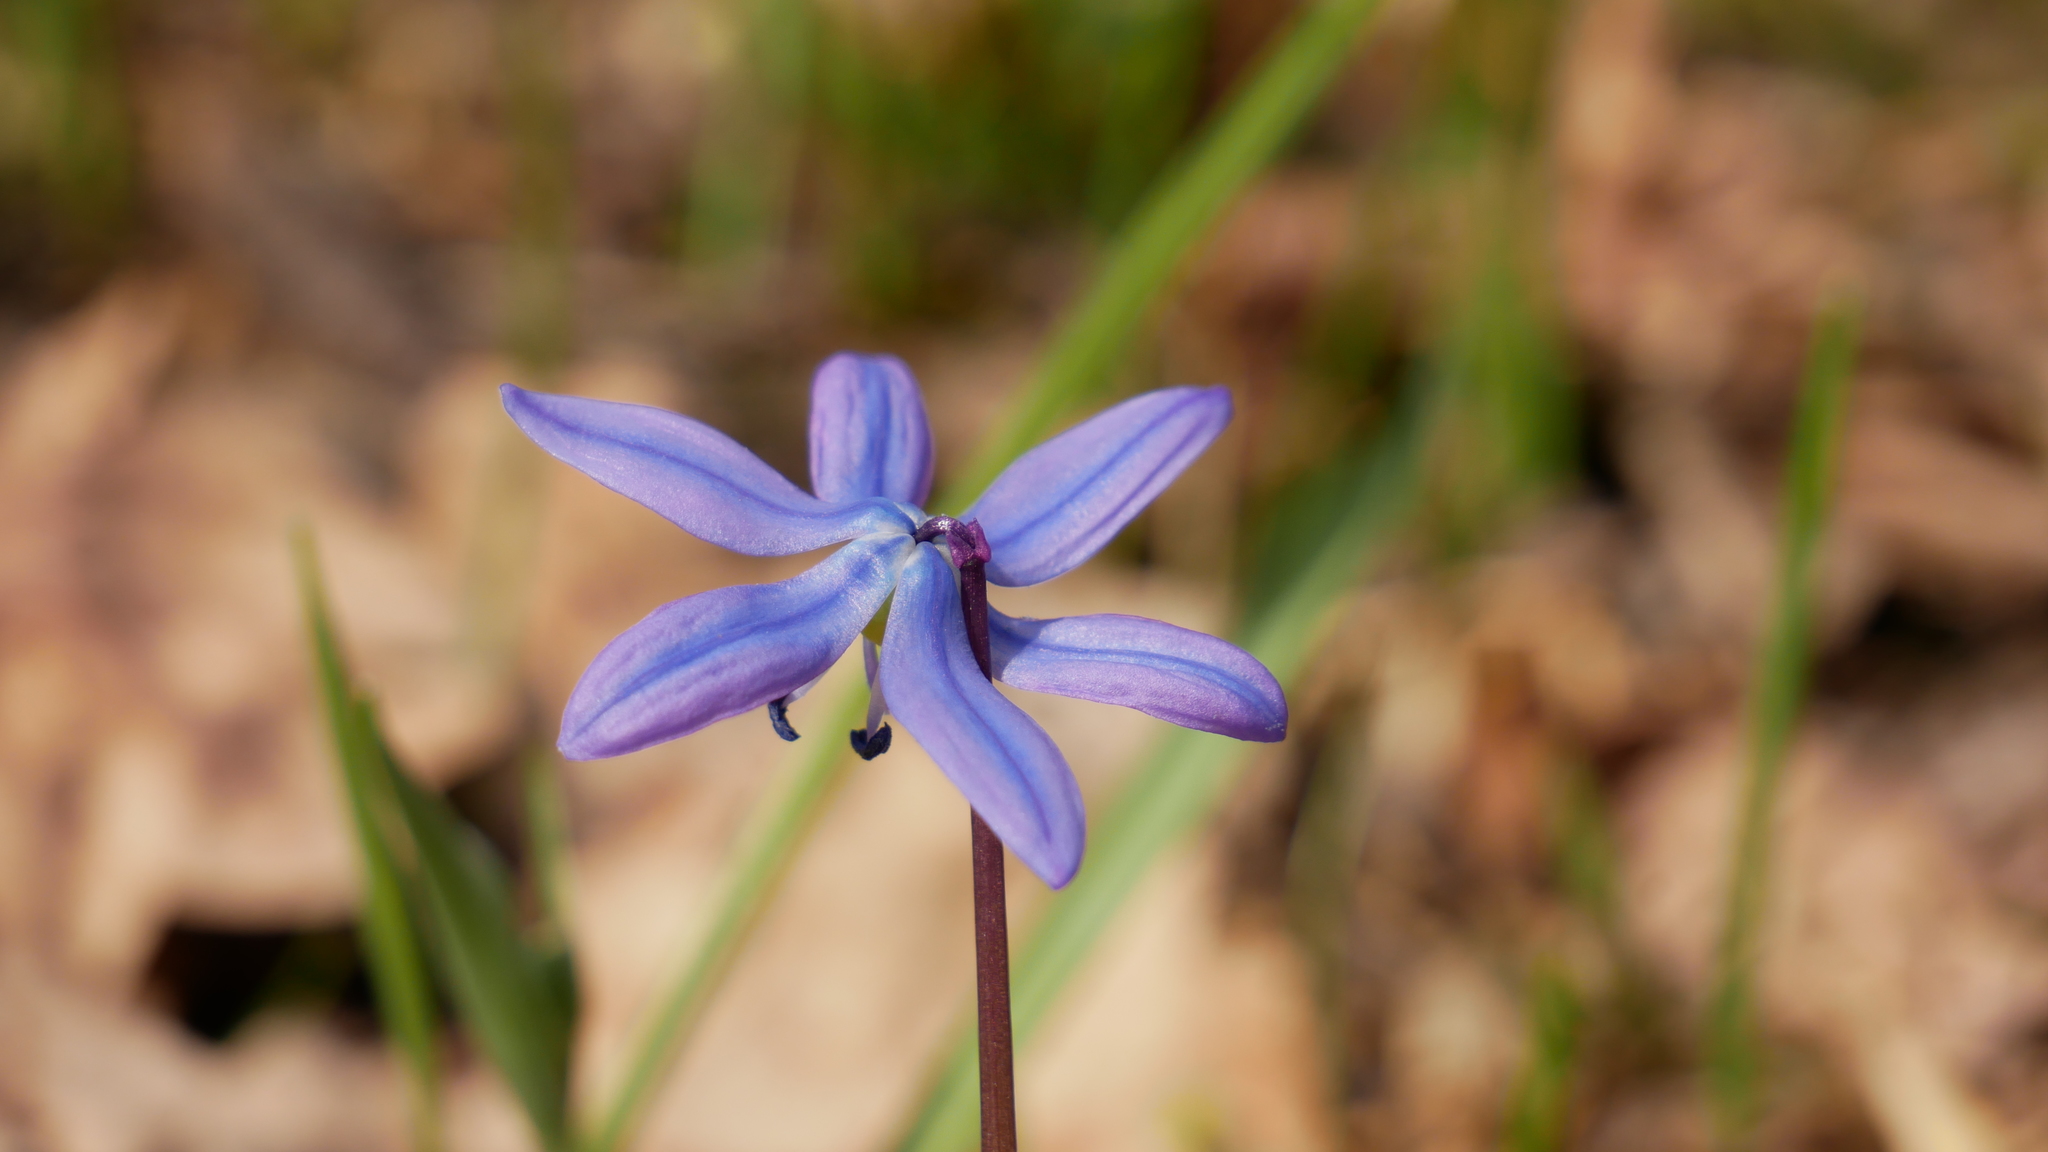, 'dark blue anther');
849,724,893,760
767,696,800,741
